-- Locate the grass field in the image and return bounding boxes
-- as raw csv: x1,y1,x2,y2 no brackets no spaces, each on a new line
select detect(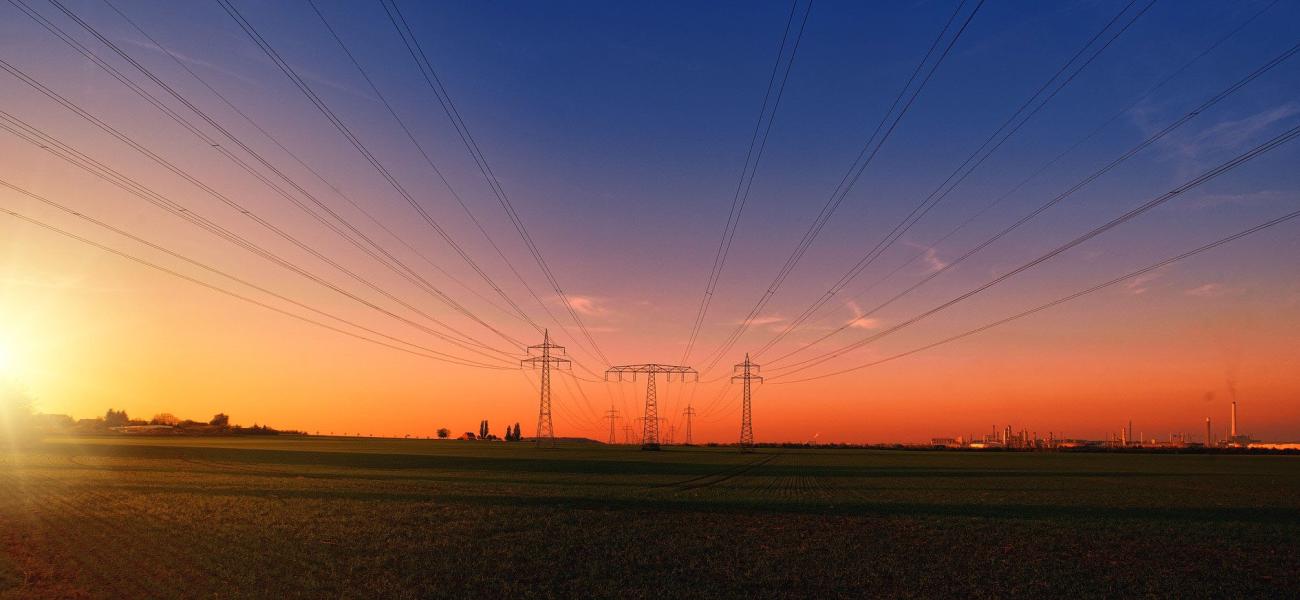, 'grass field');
1,436,1297,598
